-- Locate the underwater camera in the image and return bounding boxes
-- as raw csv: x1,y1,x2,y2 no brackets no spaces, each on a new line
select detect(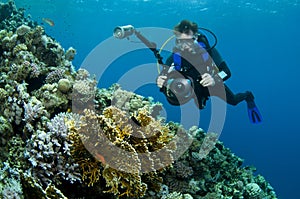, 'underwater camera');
165,71,195,105
112,25,200,106
113,25,135,39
